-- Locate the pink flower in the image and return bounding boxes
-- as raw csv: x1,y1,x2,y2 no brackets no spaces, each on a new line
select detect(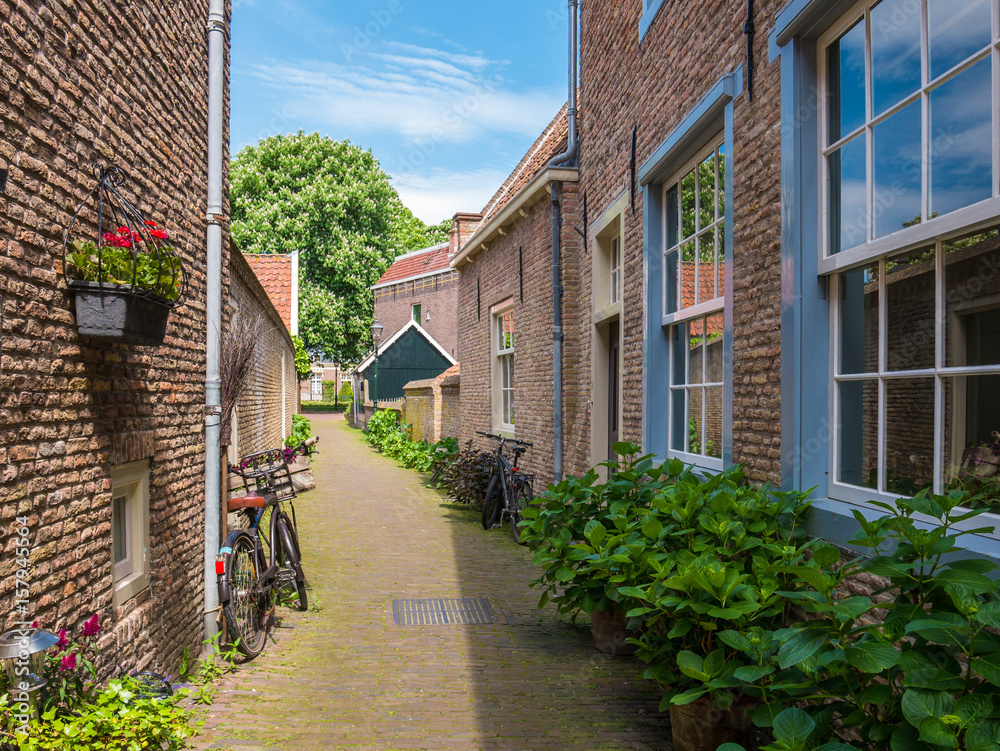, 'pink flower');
56,629,68,652
30,620,39,628
59,653,77,672
81,614,100,637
